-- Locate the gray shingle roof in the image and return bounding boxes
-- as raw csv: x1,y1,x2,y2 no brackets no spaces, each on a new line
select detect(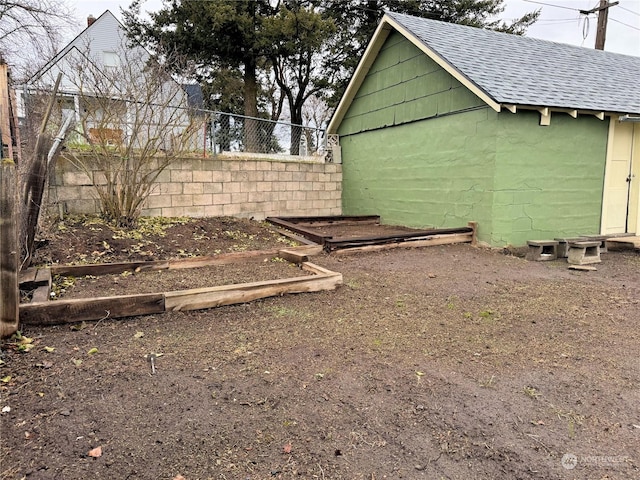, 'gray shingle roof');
387,11,640,114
